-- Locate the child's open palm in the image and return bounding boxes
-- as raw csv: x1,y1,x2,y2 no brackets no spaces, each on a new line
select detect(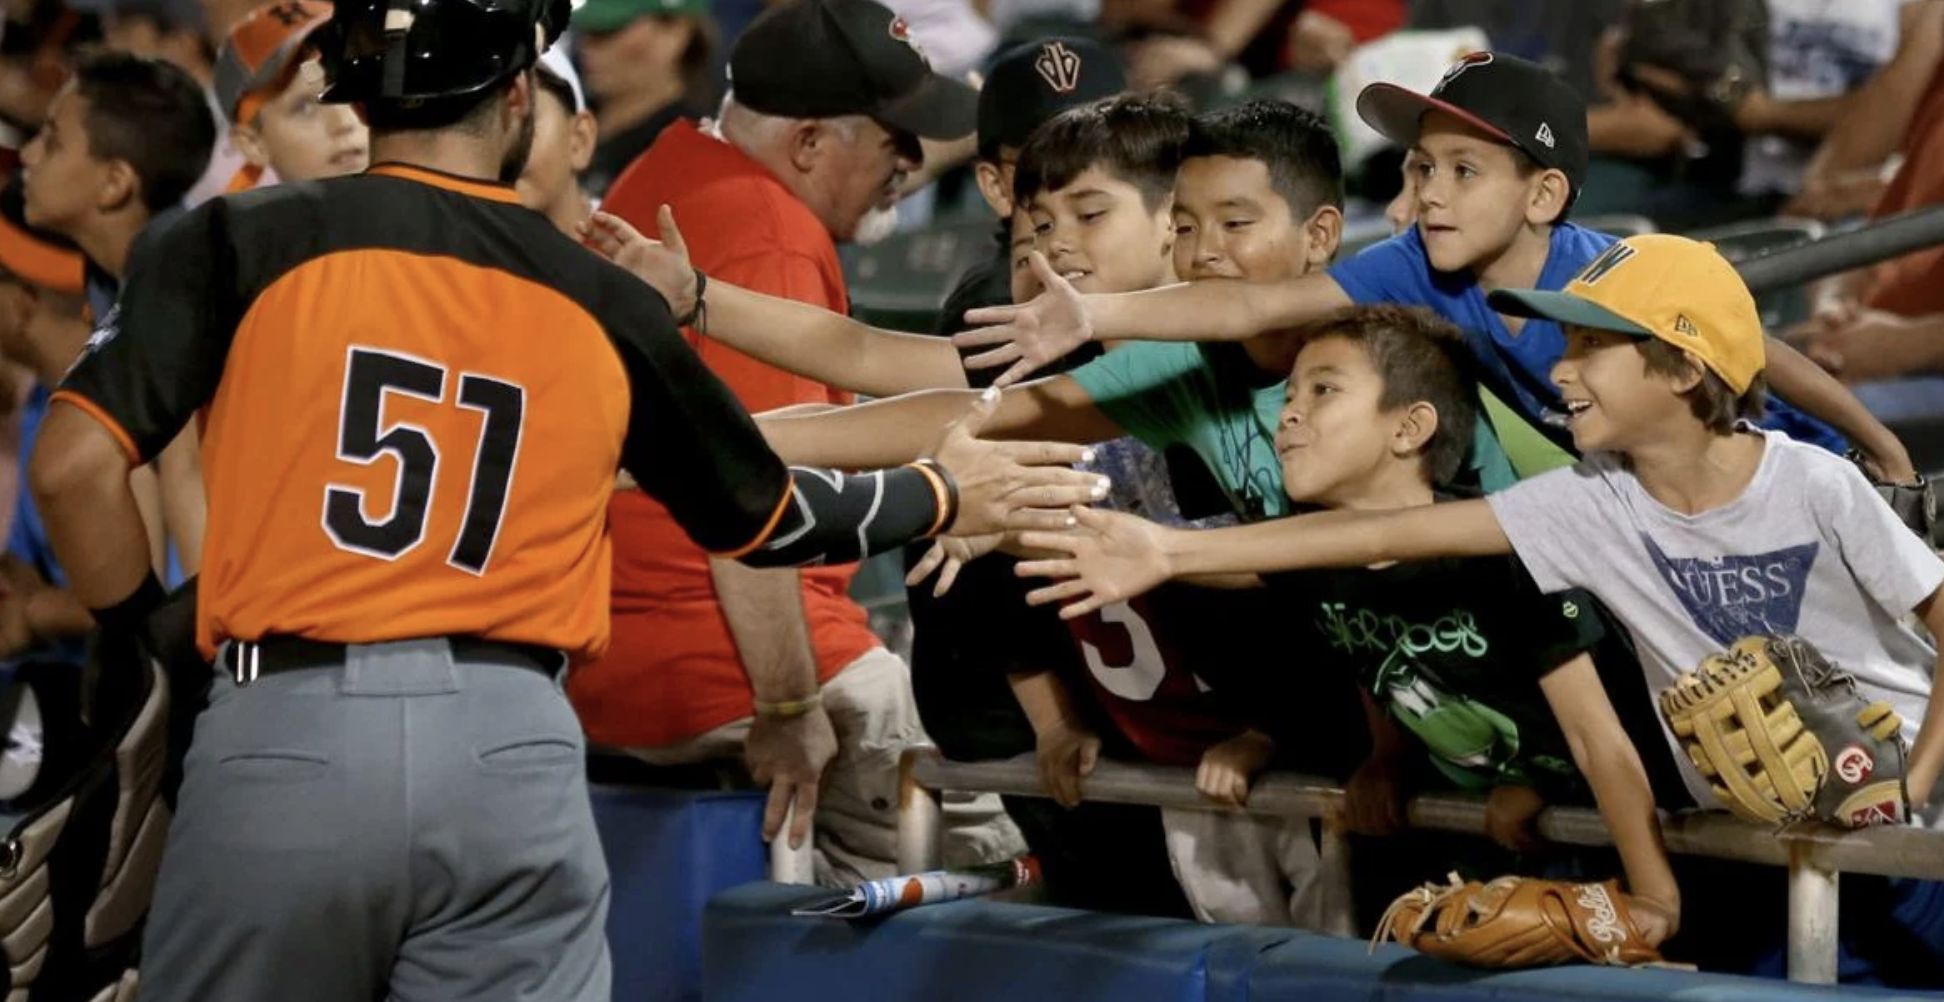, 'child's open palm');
1016,506,1176,619
580,206,697,322
954,252,1095,387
